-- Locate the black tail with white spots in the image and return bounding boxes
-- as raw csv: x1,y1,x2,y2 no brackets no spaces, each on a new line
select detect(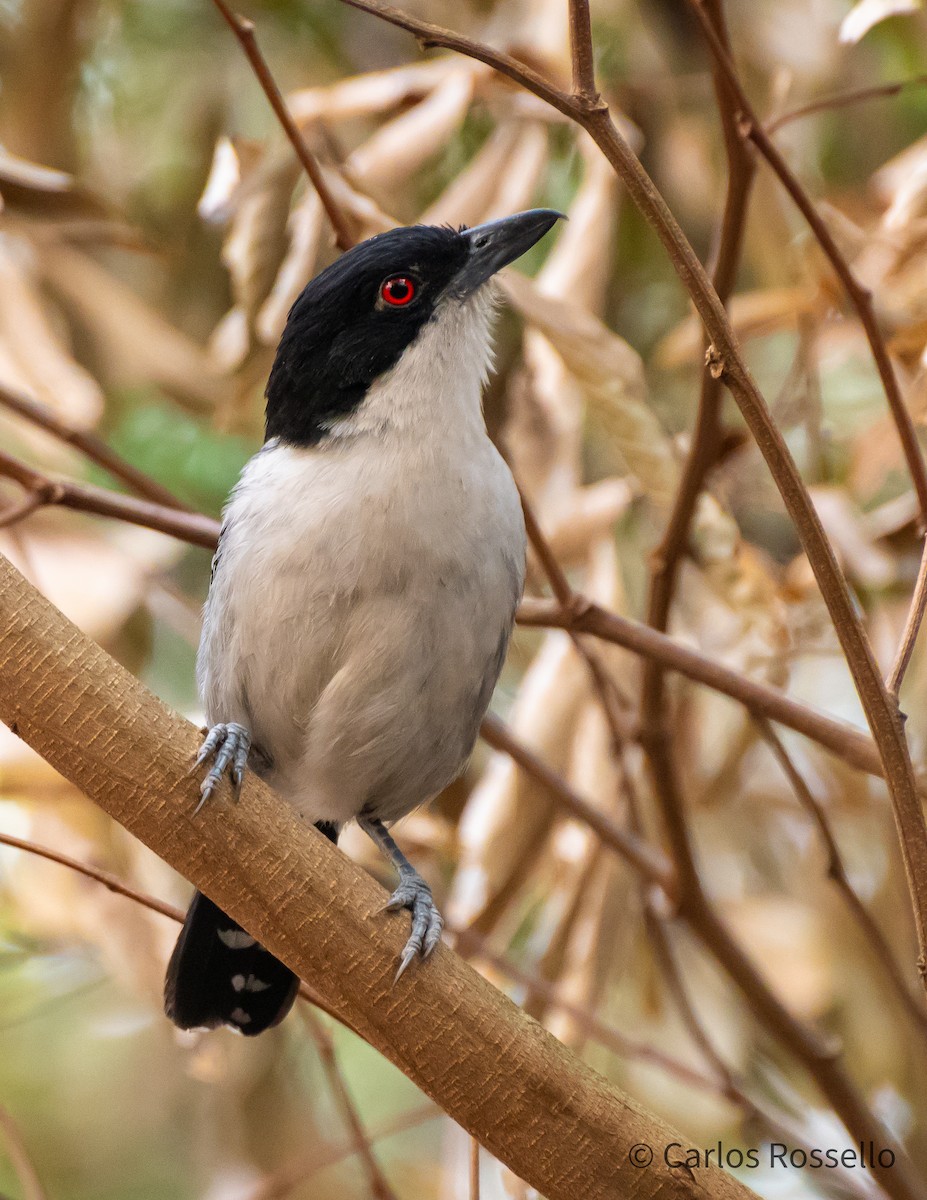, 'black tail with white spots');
164,822,338,1036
